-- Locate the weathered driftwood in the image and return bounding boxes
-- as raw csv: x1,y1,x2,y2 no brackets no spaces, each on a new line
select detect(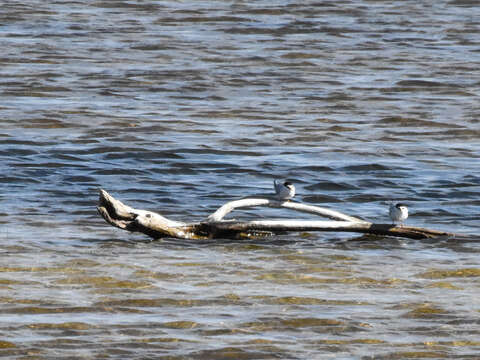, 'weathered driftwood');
207,198,364,223
97,189,457,241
